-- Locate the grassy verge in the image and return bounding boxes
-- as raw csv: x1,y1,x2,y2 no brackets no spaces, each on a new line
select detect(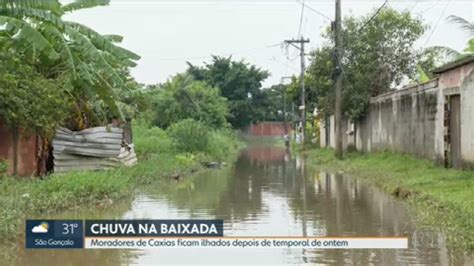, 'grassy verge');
0,122,241,241
305,148,474,250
